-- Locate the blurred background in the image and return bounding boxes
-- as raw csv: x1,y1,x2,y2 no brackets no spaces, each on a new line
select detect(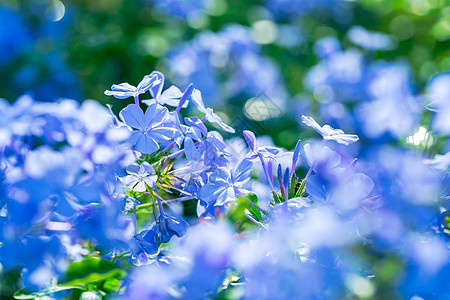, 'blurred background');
0,0,449,150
